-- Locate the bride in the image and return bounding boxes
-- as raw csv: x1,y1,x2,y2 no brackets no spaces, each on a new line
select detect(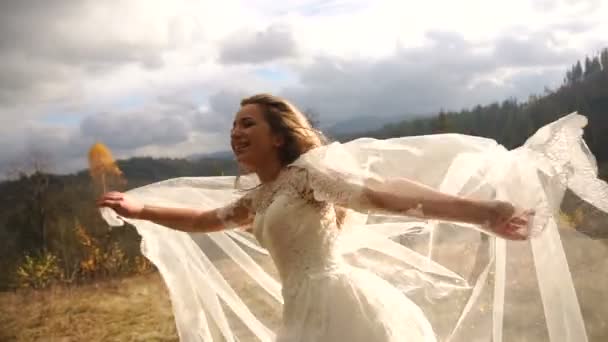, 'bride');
98,94,607,341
